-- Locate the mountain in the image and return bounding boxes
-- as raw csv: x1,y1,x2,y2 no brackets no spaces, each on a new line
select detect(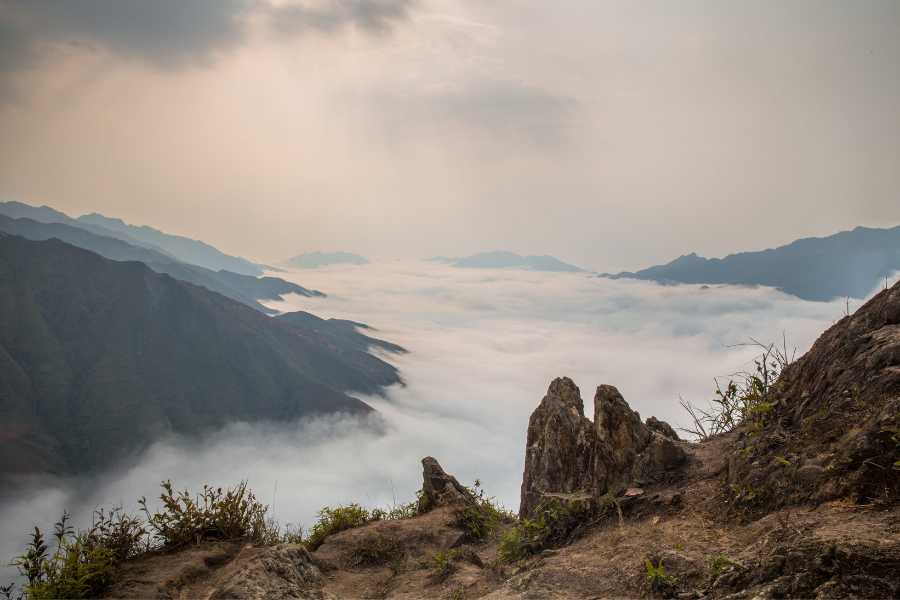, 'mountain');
605,225,900,301
286,251,369,269
0,235,404,477
77,212,263,276
451,251,584,272
0,214,322,314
